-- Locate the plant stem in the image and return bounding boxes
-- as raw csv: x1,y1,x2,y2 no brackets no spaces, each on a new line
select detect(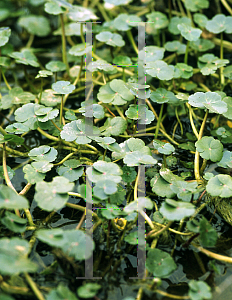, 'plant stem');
139,210,155,230
159,128,180,145
191,243,232,264
0,143,28,156
53,151,77,166
220,31,225,86
126,30,138,54
194,109,208,181
187,104,199,139
1,69,11,90
221,0,232,15
175,107,183,136
184,40,190,65
147,221,173,239
155,103,164,139
97,2,110,22
24,273,45,300
26,34,34,48
60,14,69,74
59,95,64,125
65,202,99,219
